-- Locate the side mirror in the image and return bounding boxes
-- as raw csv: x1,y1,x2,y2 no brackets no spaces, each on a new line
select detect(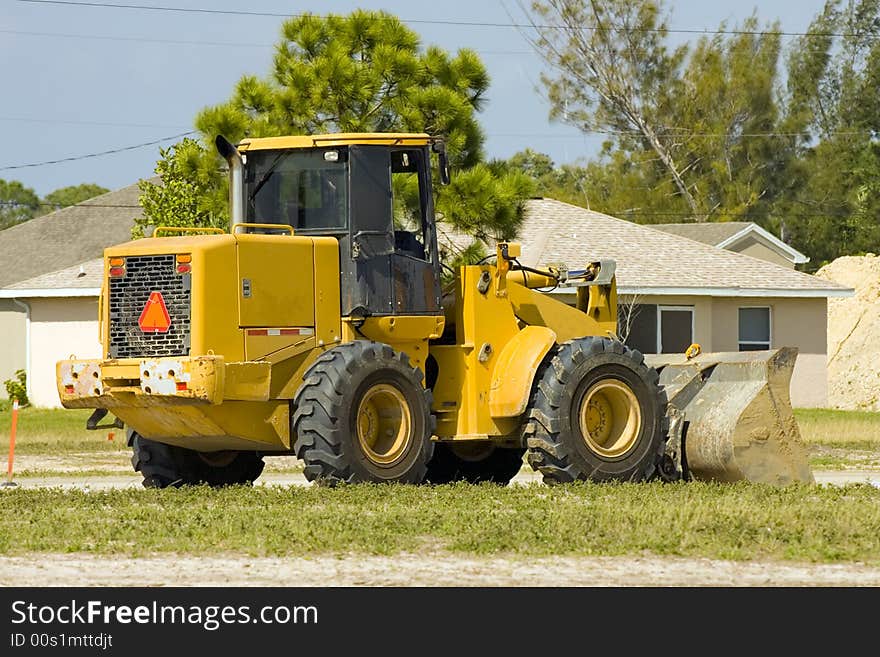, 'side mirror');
432,140,451,185
438,151,451,185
